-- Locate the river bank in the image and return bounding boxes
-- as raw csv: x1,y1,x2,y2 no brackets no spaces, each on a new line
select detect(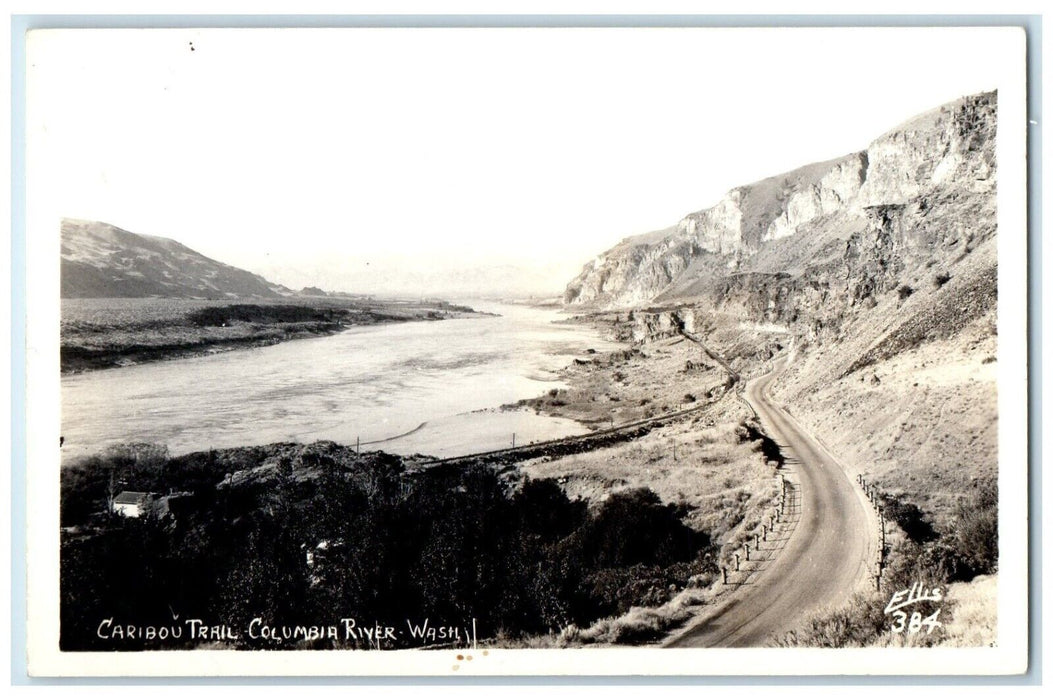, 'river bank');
60,301,624,460
514,319,778,534
61,296,486,374
58,306,795,649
